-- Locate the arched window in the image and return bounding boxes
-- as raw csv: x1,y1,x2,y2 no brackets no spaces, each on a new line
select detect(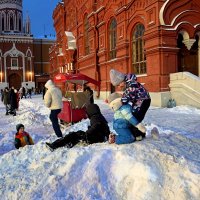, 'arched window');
17,12,22,32
109,18,117,59
84,15,90,55
19,18,21,31
132,24,146,74
10,15,14,30
2,15,5,31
